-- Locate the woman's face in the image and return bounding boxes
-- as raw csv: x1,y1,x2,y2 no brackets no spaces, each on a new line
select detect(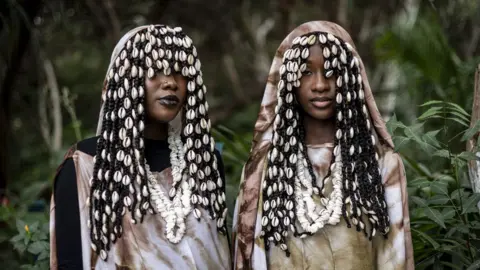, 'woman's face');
144,72,188,123
296,44,336,120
